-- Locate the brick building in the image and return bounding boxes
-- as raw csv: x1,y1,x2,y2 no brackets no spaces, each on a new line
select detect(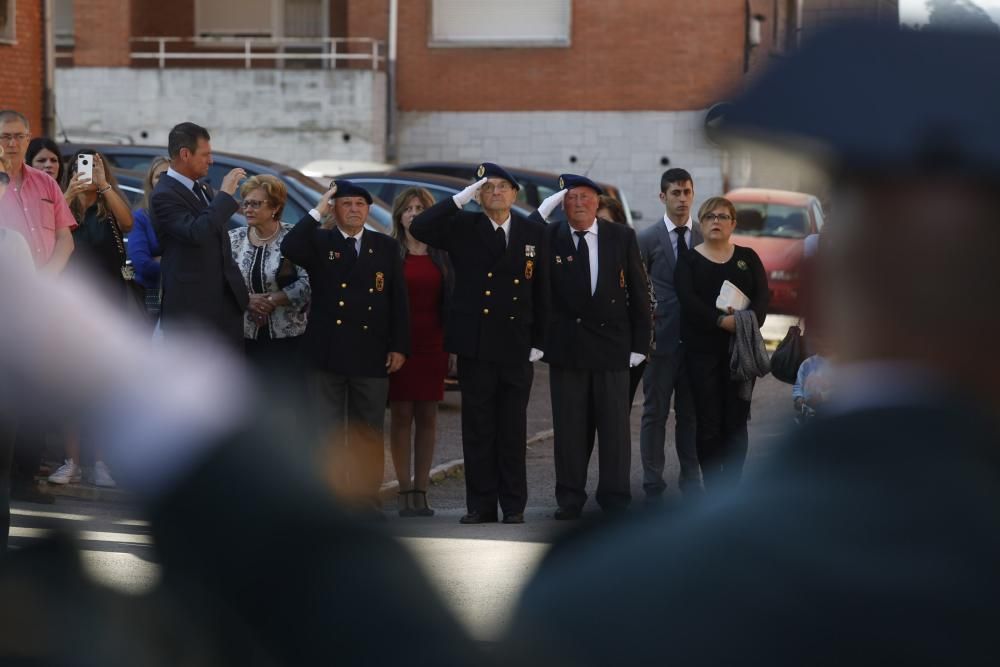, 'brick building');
0,0,47,133
52,0,897,219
